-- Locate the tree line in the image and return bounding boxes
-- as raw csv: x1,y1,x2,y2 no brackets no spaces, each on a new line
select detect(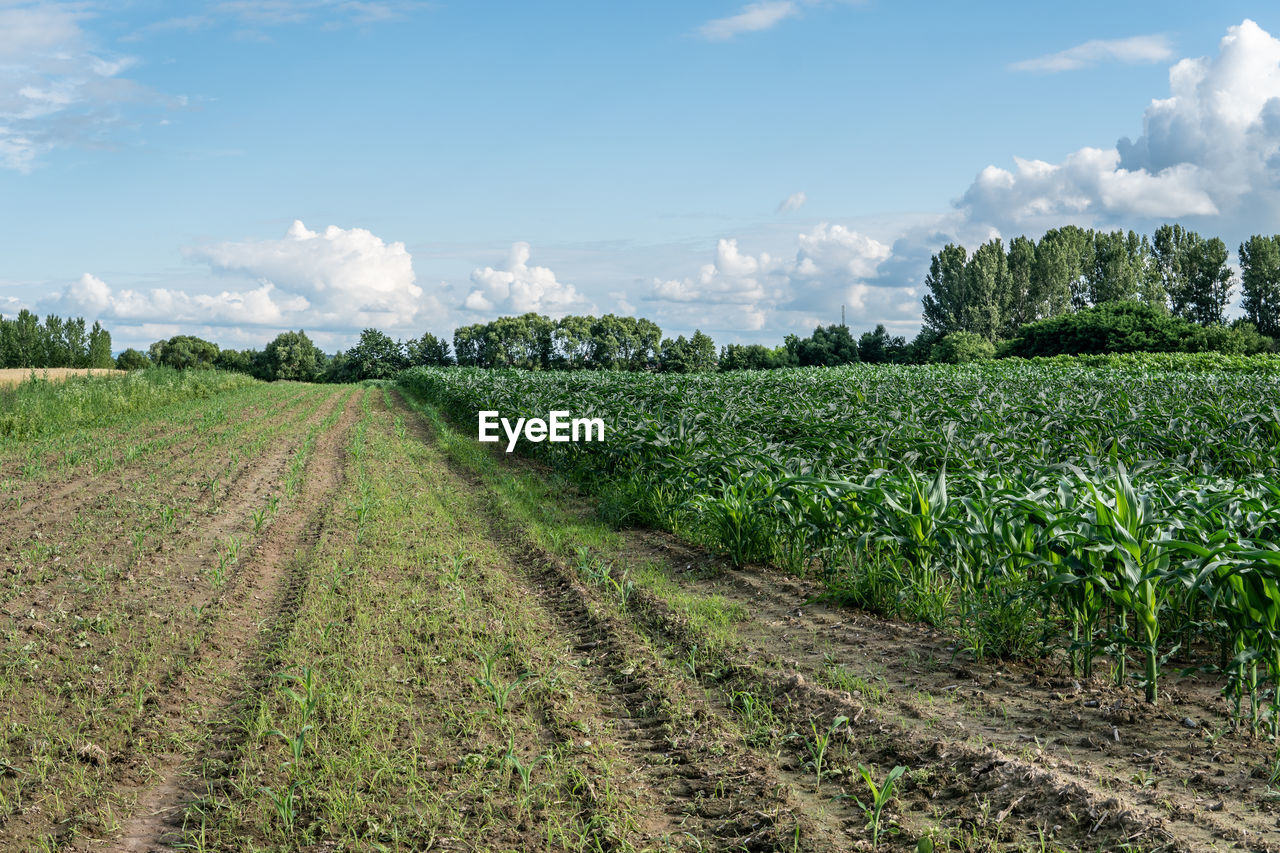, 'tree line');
0,310,114,369
919,224,1280,347
41,220,1280,382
